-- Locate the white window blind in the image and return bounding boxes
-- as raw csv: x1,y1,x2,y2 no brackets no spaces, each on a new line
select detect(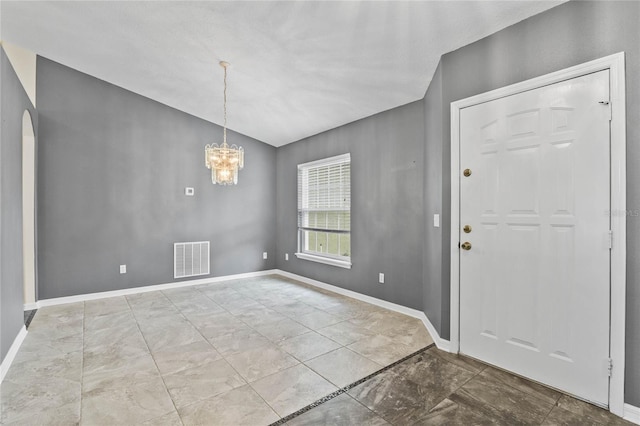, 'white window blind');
297,153,351,268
